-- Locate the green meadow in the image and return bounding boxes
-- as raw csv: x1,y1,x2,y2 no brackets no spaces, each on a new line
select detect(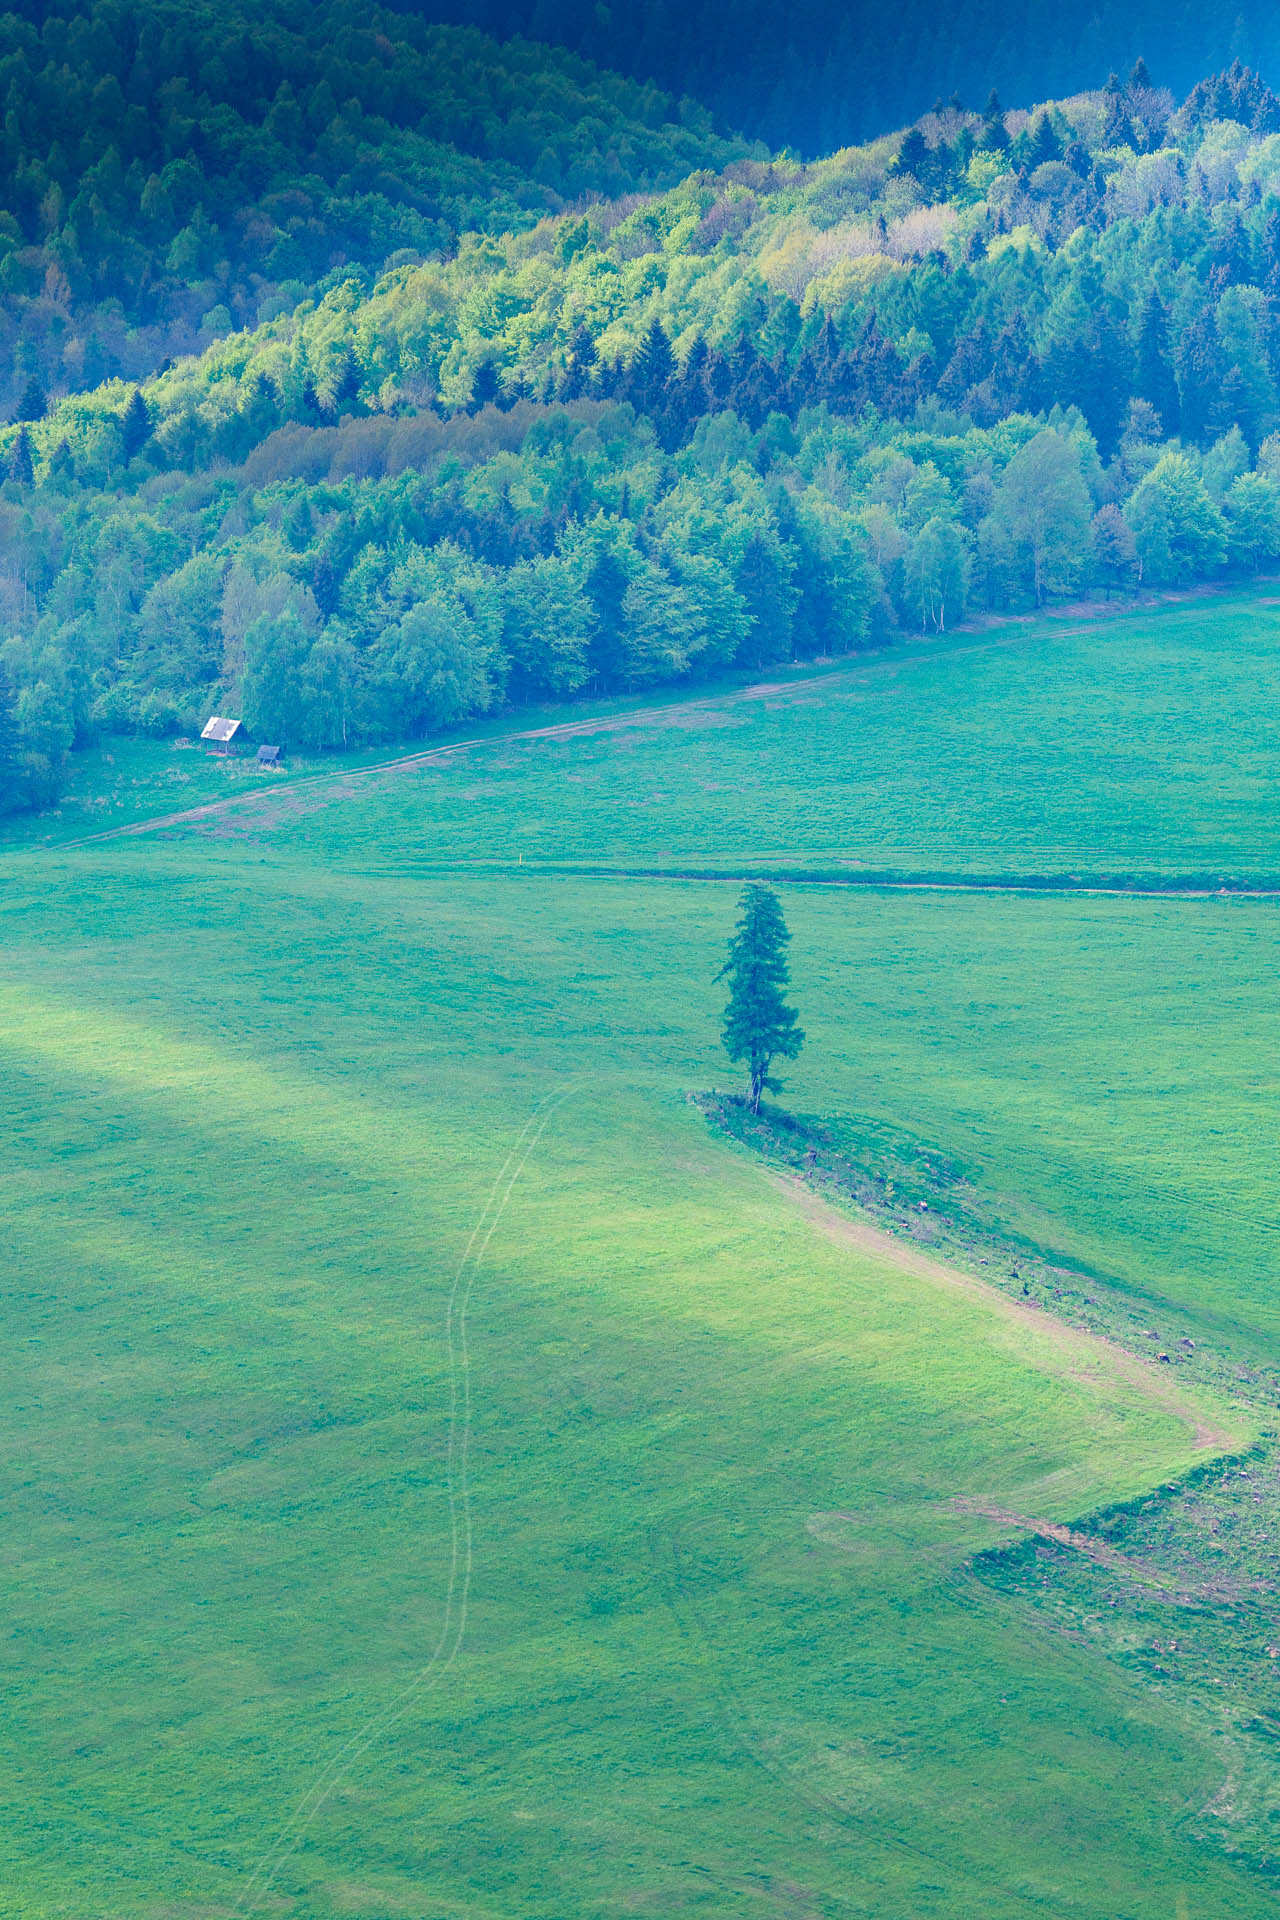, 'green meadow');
6,588,1280,1917
114,585,1278,886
